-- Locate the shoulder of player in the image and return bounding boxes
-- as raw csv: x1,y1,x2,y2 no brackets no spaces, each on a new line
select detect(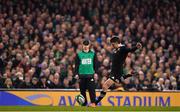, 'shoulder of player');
118,44,126,50
89,50,96,56
90,50,95,53
77,51,83,57
77,51,83,54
